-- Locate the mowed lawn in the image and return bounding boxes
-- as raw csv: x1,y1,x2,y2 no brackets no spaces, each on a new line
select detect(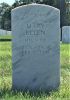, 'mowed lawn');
0,35,12,39
0,42,70,100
